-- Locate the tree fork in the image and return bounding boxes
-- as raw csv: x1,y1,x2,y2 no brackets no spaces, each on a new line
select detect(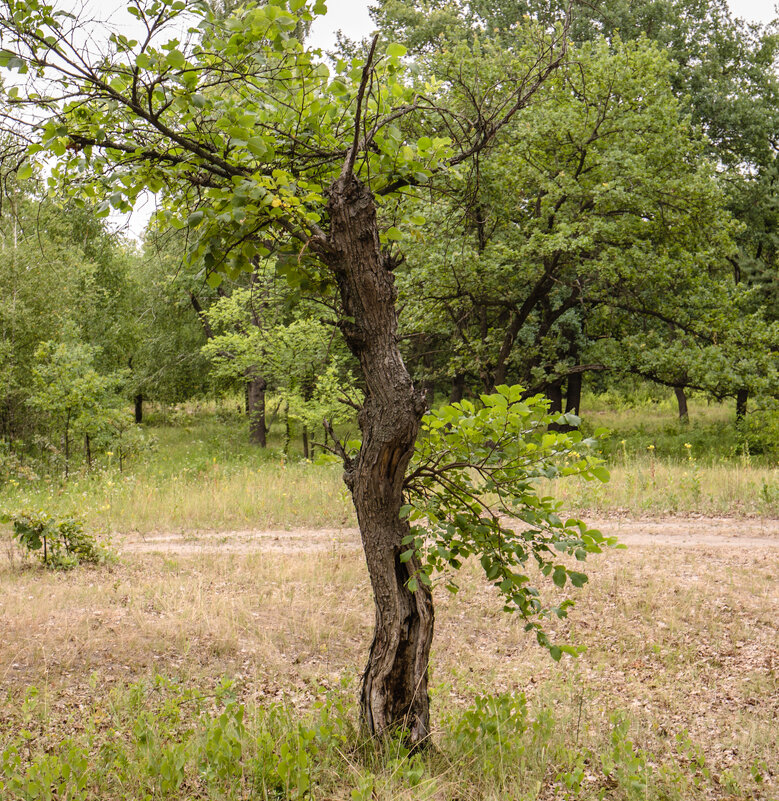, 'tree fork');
326,172,434,745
